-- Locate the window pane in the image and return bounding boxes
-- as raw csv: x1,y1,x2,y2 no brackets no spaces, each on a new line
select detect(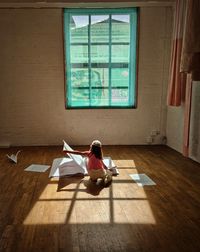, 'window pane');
71,68,89,88
112,44,130,63
71,88,90,107
91,88,109,106
112,15,130,43
91,15,109,43
70,45,88,63
91,68,109,87
91,45,109,63
111,68,129,87
70,15,88,43
111,88,129,106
